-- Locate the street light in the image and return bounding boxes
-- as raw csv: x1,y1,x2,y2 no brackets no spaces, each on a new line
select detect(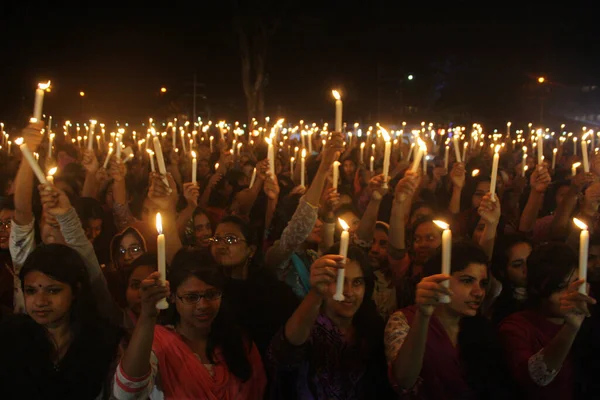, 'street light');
407,74,414,81
537,77,545,84
79,91,85,97
160,87,167,93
